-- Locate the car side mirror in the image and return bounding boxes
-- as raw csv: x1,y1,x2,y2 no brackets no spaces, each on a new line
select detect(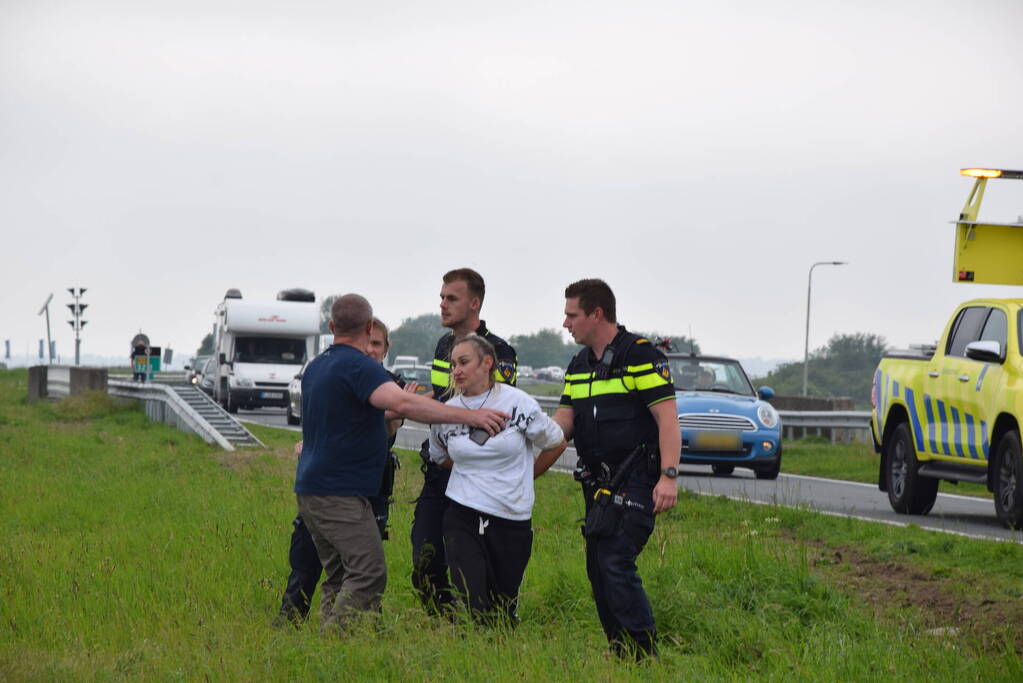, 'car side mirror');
757,386,775,400
218,352,227,364
184,365,192,371
965,340,1003,363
